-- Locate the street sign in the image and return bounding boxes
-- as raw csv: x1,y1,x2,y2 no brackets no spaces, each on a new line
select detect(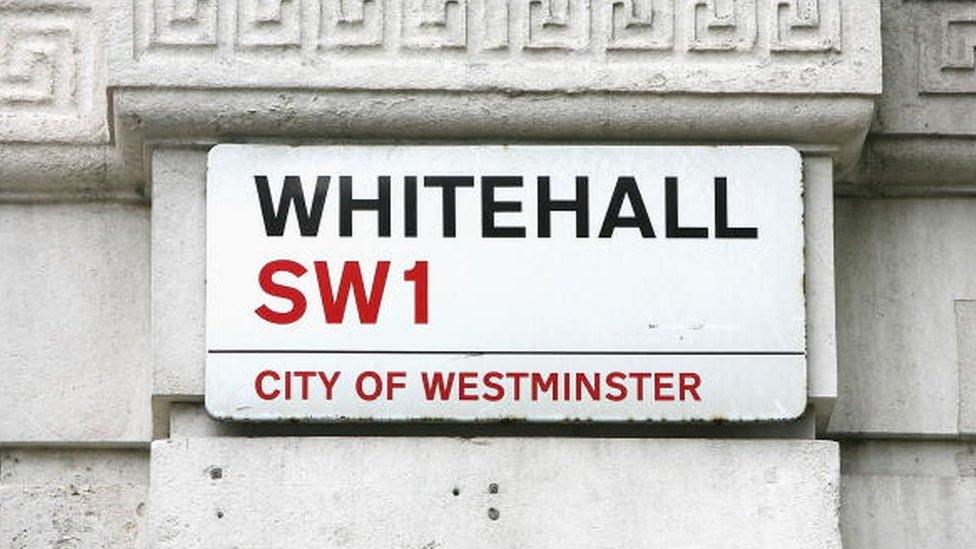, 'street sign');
205,145,806,422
